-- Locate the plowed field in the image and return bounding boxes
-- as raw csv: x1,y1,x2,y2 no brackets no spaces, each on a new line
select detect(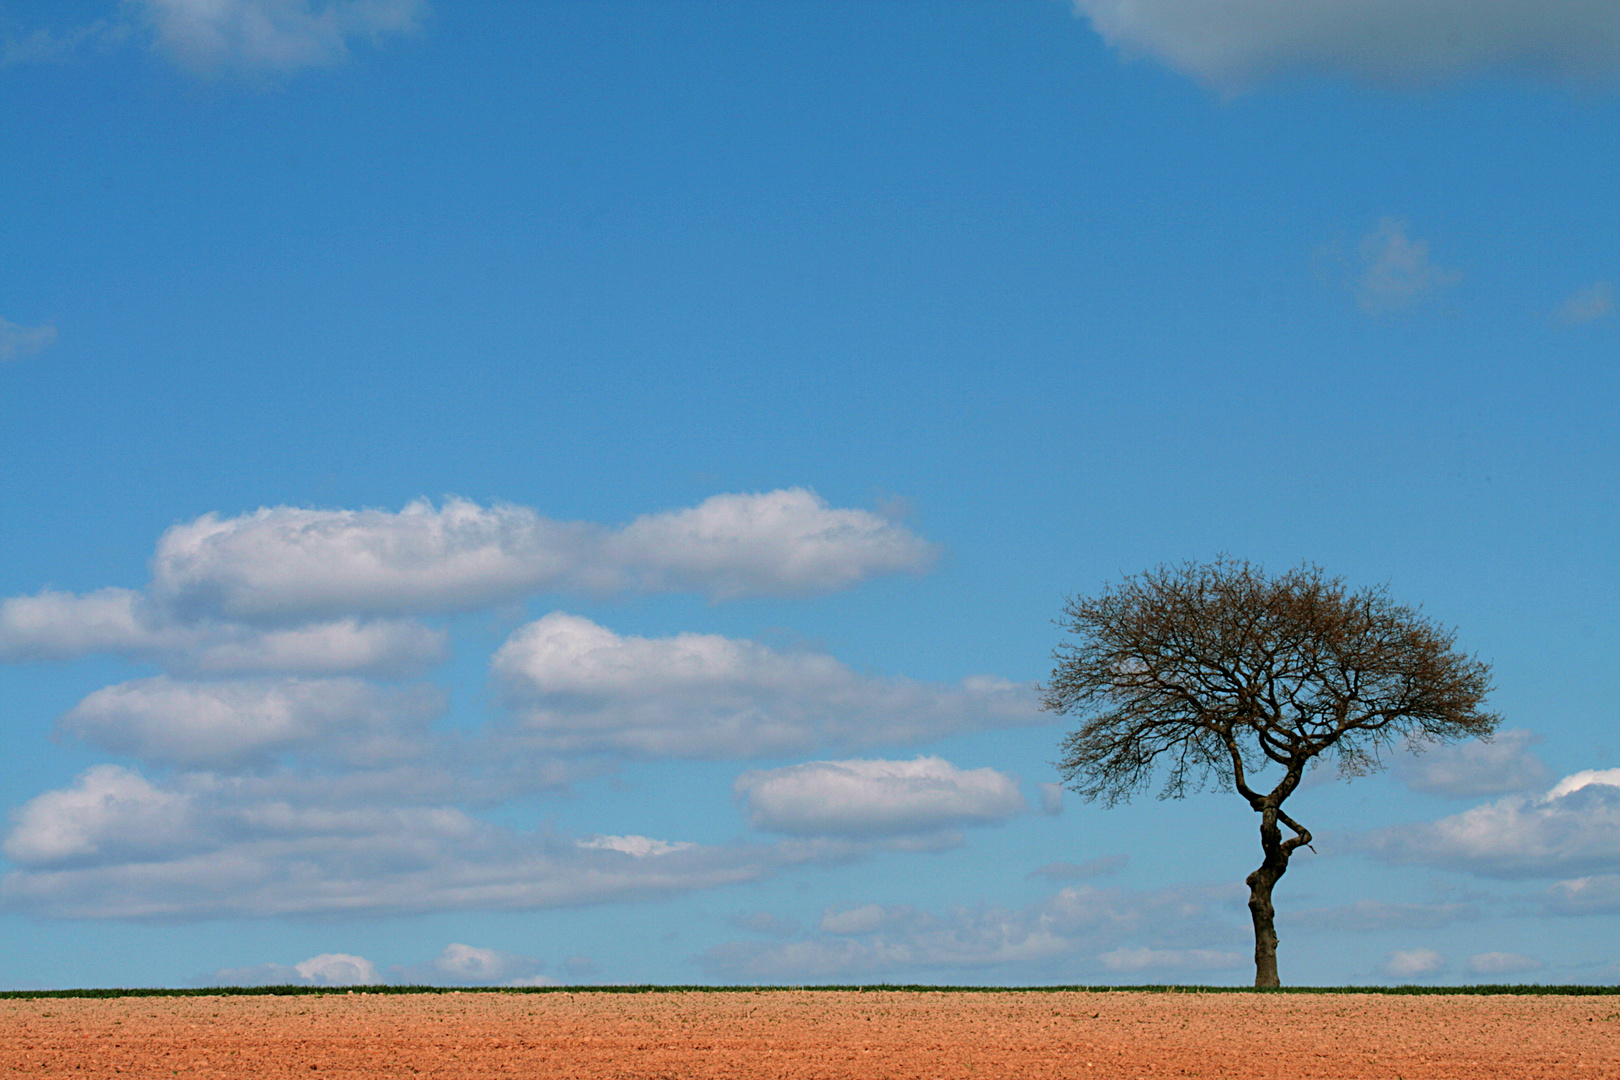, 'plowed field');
3,989,1617,1078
